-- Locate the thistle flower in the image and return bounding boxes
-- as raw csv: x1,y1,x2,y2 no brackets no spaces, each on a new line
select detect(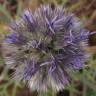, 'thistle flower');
2,5,92,92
